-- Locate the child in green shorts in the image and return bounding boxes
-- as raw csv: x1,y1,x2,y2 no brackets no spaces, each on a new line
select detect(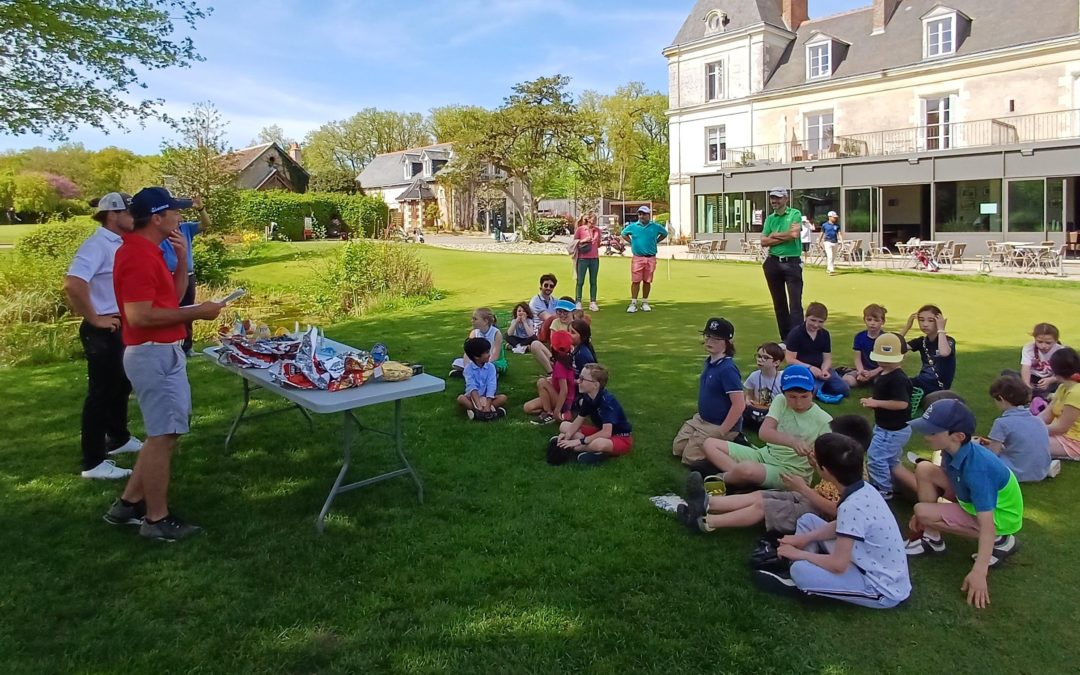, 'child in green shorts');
700,365,832,491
